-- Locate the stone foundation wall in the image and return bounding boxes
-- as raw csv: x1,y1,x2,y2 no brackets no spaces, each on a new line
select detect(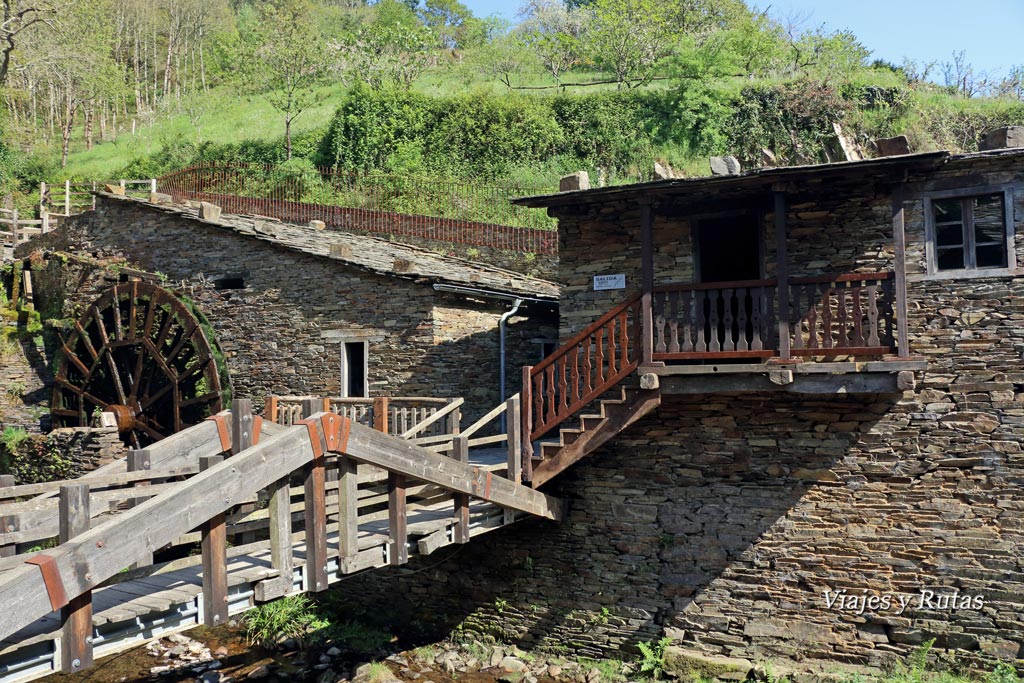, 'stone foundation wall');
1,425,123,483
